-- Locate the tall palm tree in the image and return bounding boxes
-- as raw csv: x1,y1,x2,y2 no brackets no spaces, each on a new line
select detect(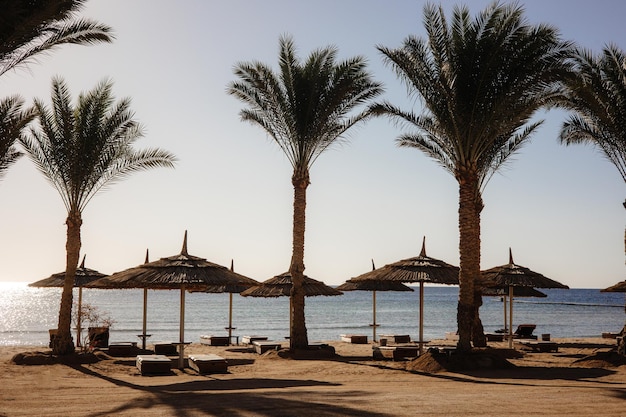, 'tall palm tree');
0,96,34,179
21,77,176,355
373,2,571,352
0,0,113,179
558,45,626,355
228,36,382,350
